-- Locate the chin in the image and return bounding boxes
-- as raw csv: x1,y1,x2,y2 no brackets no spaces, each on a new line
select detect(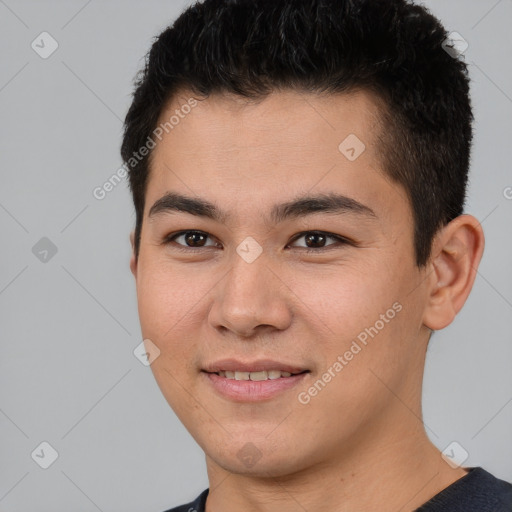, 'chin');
215,453,306,478
205,436,316,478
